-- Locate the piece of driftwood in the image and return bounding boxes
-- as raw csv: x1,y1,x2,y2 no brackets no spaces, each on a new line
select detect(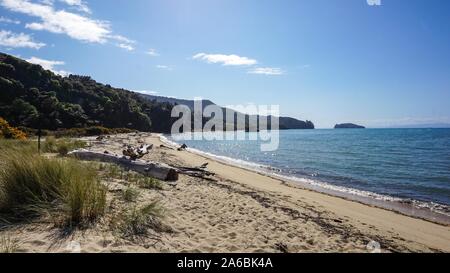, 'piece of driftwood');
177,144,188,151
171,164,216,181
69,149,178,181
122,144,153,160
159,144,174,150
